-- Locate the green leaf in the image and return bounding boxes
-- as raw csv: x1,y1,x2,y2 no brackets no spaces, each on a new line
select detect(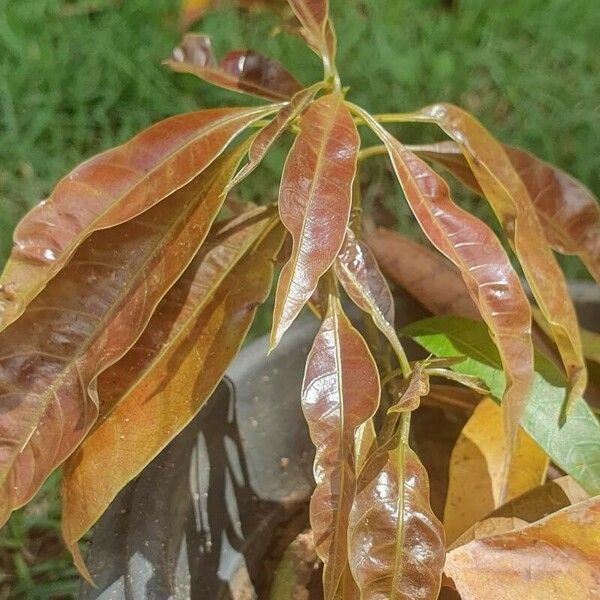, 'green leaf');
403,315,600,495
